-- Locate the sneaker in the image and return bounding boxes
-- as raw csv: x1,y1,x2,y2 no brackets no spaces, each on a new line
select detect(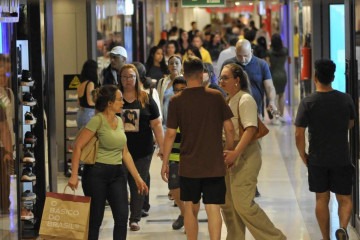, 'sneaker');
335,228,349,240
68,145,73,153
141,209,149,217
20,70,34,87
67,106,79,113
23,149,35,163
21,190,36,201
129,222,140,231
278,116,286,123
22,219,36,230
21,207,34,220
271,118,280,125
67,135,76,140
21,167,36,182
68,93,78,100
66,119,78,128
24,112,37,125
22,92,37,106
172,215,184,230
24,131,37,144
